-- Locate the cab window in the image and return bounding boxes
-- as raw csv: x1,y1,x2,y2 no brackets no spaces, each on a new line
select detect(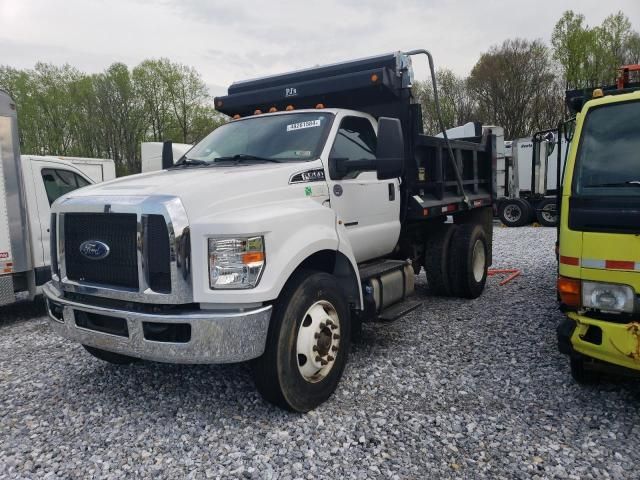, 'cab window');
41,168,90,205
330,116,377,161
